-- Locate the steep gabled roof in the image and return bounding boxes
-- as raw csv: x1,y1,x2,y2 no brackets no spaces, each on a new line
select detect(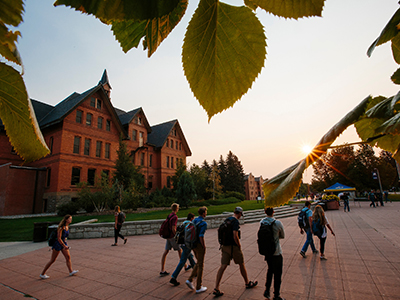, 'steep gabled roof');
99,69,112,89
148,119,191,156
117,107,152,133
31,99,54,123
